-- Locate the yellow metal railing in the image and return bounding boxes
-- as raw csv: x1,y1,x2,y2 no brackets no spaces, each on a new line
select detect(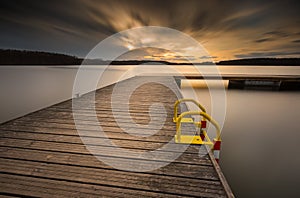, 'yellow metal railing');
173,99,206,122
174,99,221,146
